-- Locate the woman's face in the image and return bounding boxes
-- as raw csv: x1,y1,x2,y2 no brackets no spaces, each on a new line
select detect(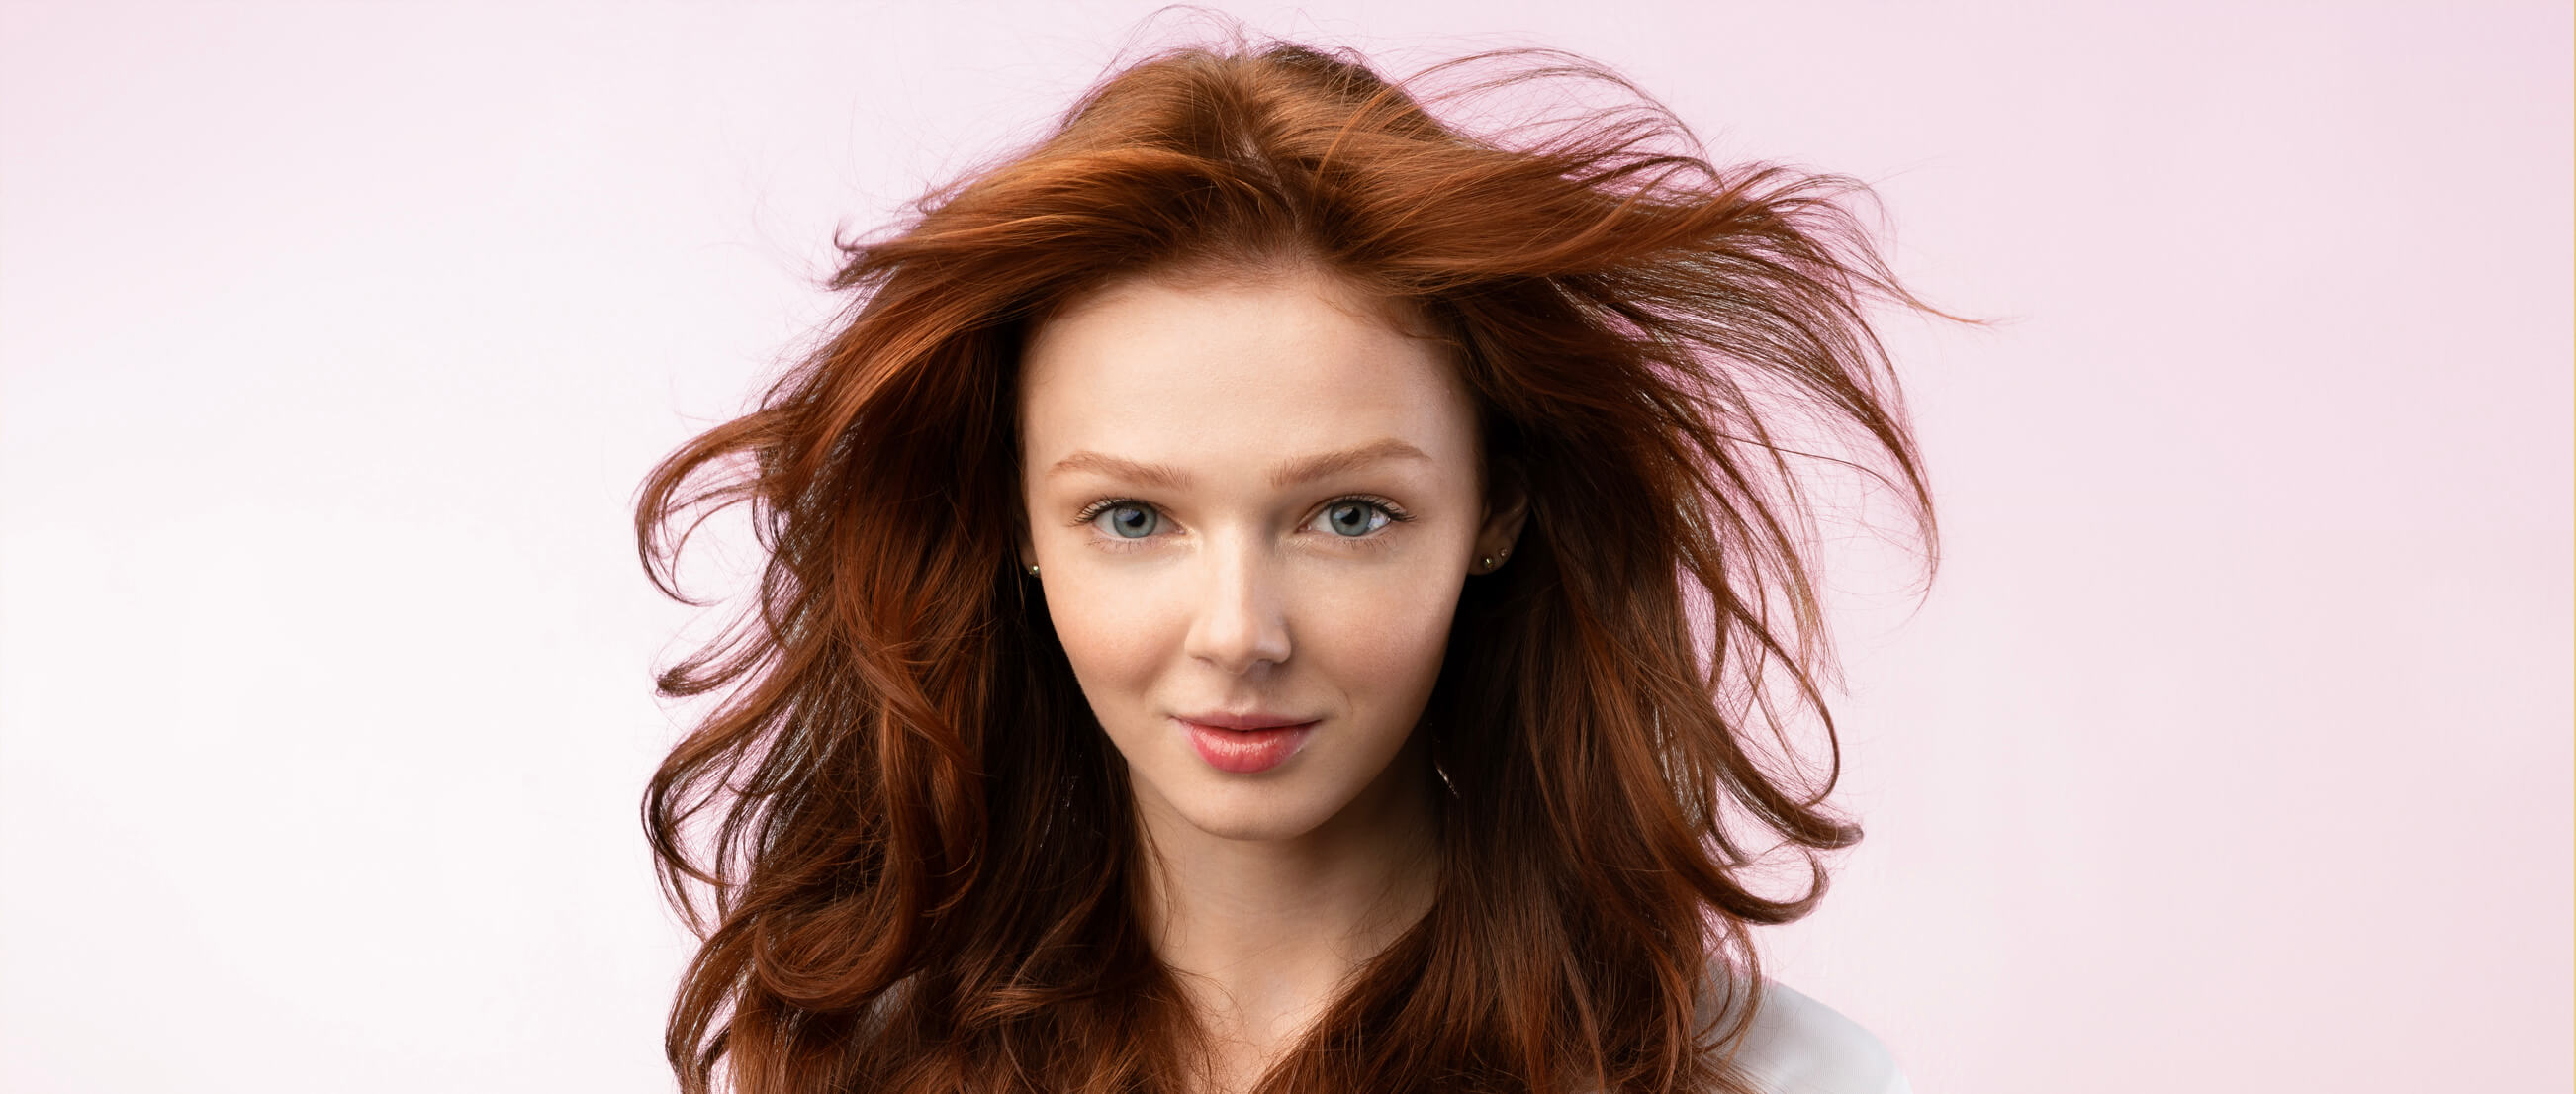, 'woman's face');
1017,262,1523,846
